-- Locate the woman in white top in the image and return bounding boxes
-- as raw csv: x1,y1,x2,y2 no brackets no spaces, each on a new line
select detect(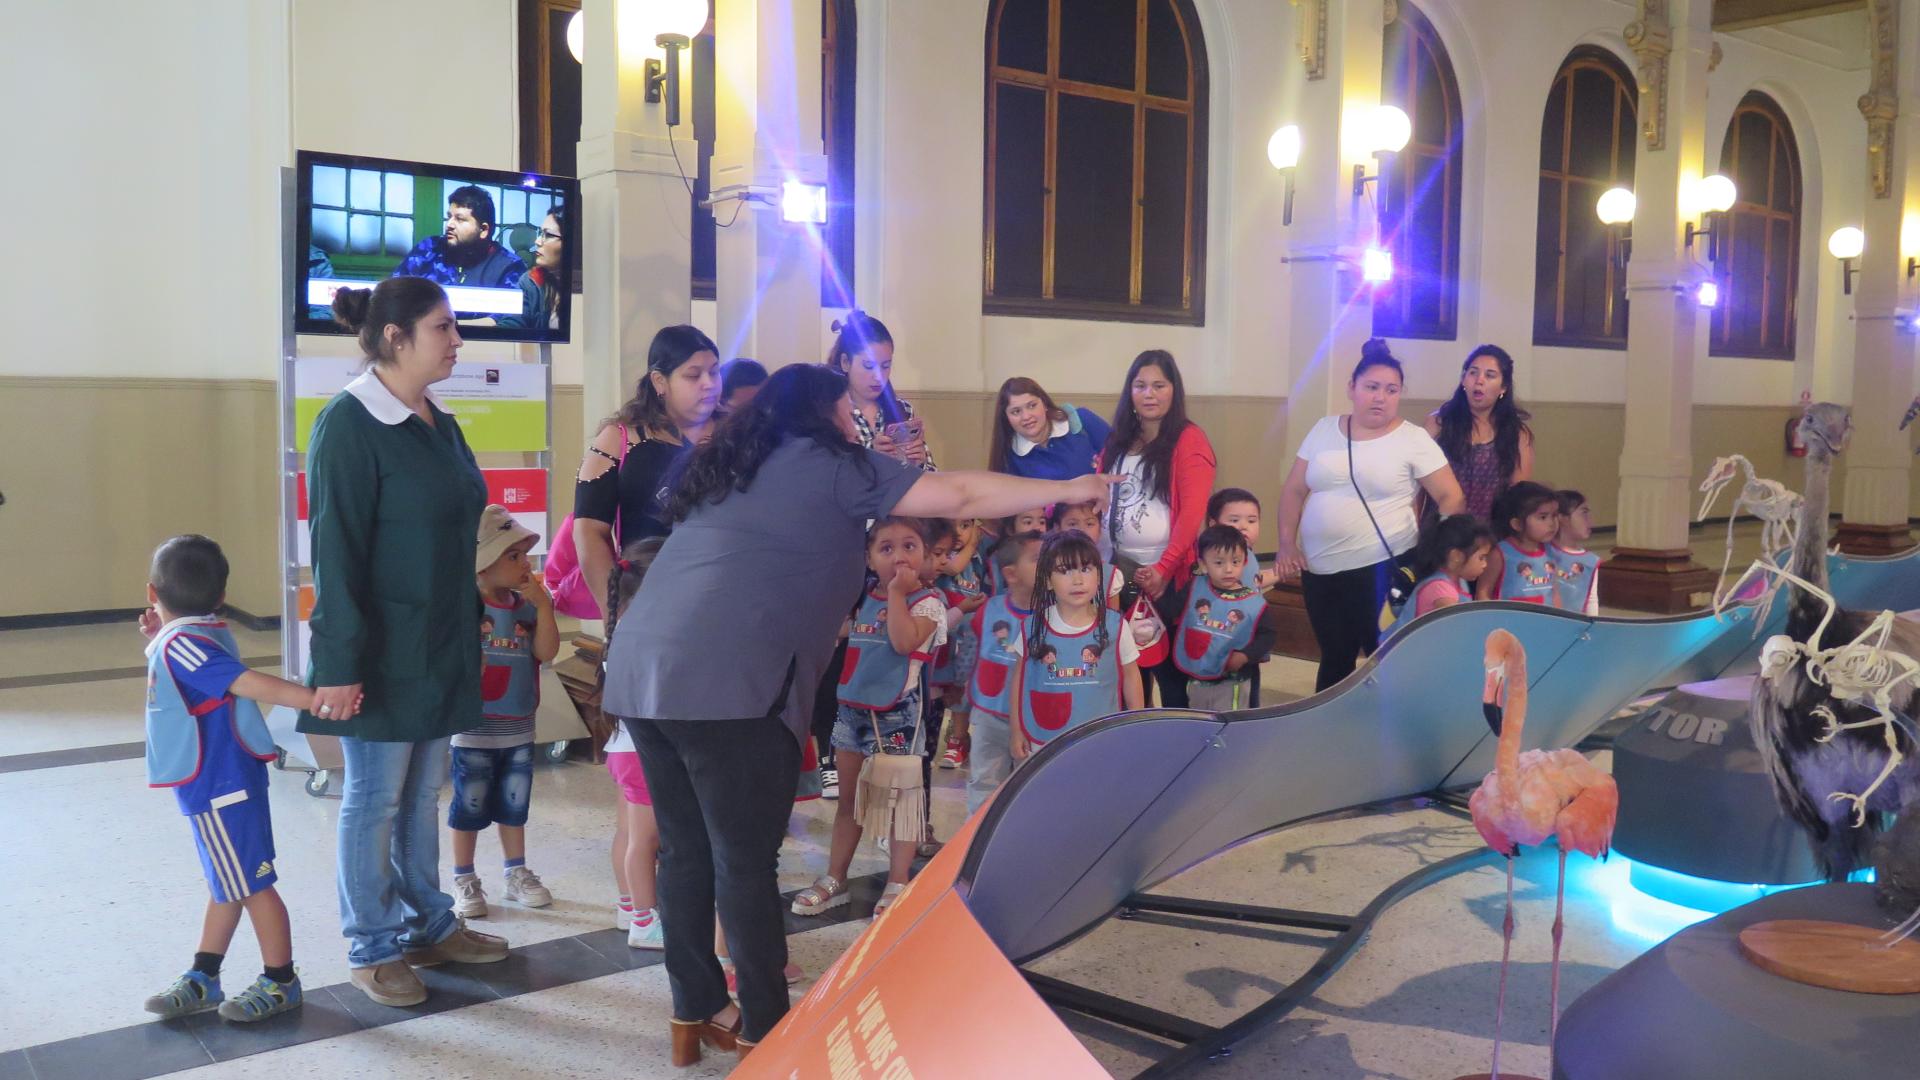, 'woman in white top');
1276,339,1466,692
